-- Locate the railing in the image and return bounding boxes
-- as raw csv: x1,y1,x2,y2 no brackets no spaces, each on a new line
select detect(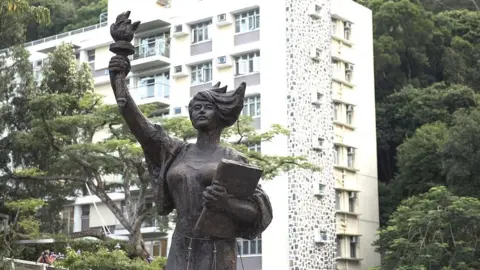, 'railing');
3,258,65,270
131,82,170,101
133,41,170,60
24,21,108,48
